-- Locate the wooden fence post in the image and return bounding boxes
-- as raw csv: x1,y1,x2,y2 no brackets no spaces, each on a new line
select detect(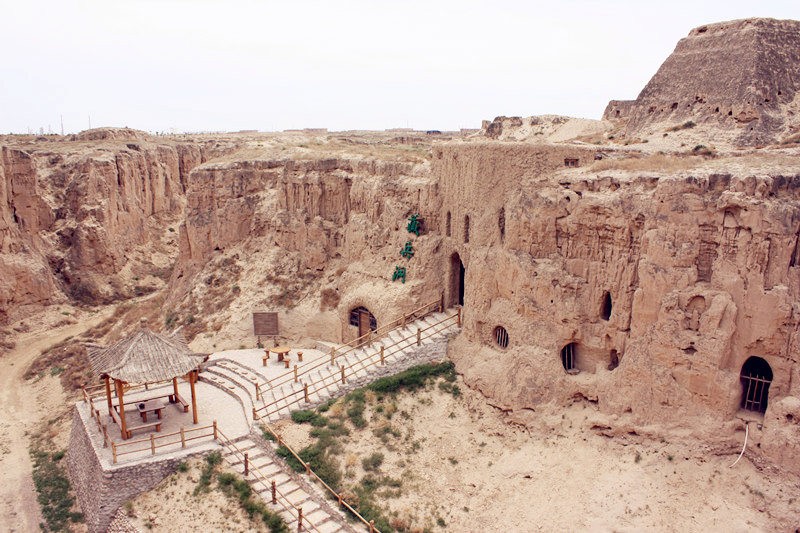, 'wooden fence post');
330,347,335,365
457,307,462,327
180,426,186,448
294,364,298,383
111,441,117,464
297,507,303,532
440,292,444,312
244,452,249,477
256,383,261,401
213,420,218,440
380,345,385,365
417,328,421,346
402,313,406,328
370,519,375,532
150,433,156,455
271,480,277,504
303,383,309,403
340,364,345,384
253,407,258,420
